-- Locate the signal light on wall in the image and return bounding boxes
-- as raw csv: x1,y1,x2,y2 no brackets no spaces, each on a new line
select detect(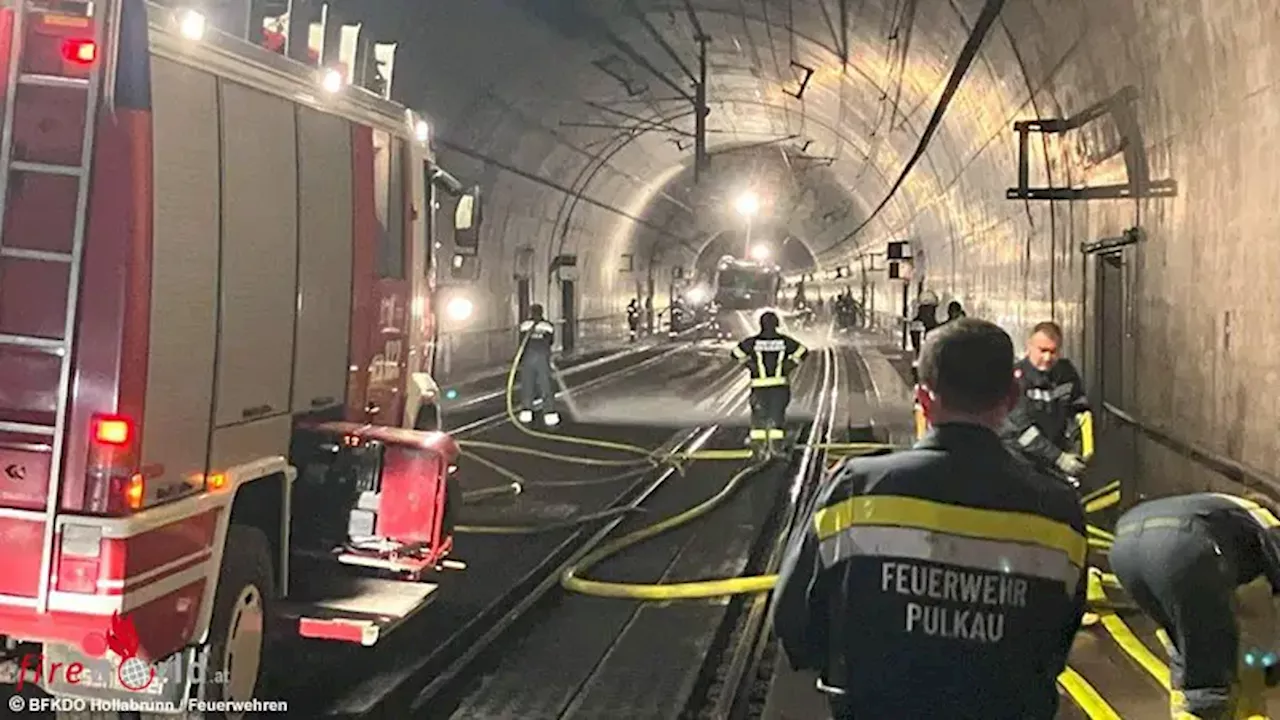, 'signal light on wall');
61,39,97,65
